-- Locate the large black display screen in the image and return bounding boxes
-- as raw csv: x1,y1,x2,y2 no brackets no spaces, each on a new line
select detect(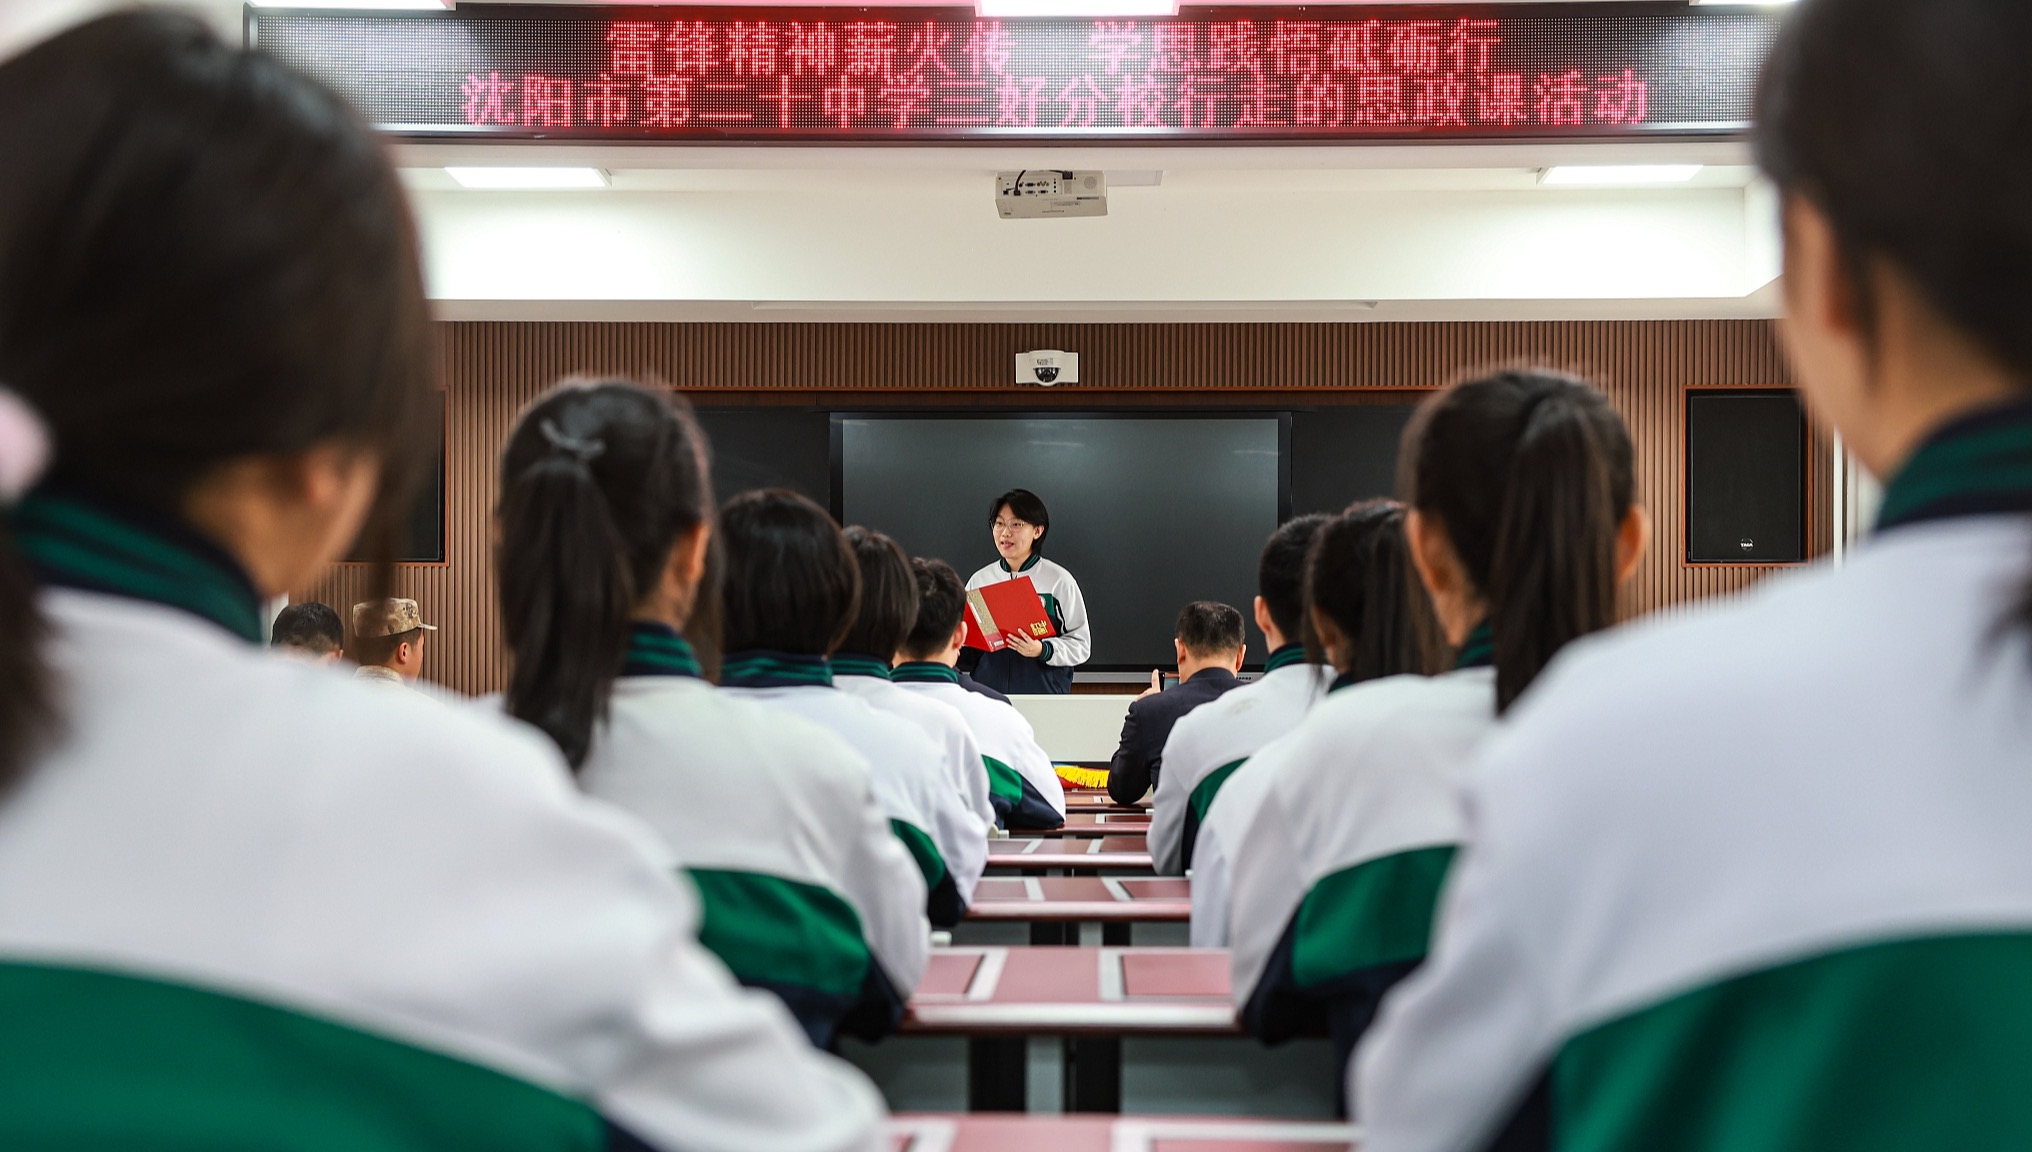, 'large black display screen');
840,415,1282,671
249,3,1777,143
